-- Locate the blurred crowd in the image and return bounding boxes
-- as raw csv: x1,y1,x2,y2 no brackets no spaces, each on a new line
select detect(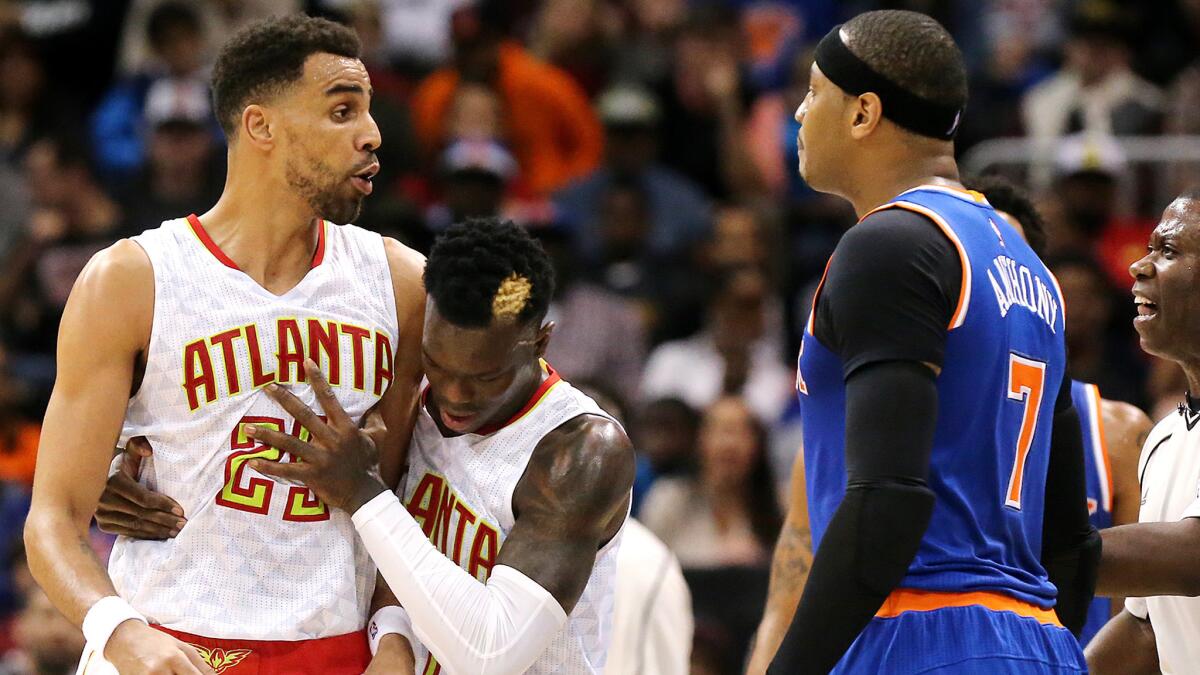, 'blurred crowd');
0,0,1197,673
